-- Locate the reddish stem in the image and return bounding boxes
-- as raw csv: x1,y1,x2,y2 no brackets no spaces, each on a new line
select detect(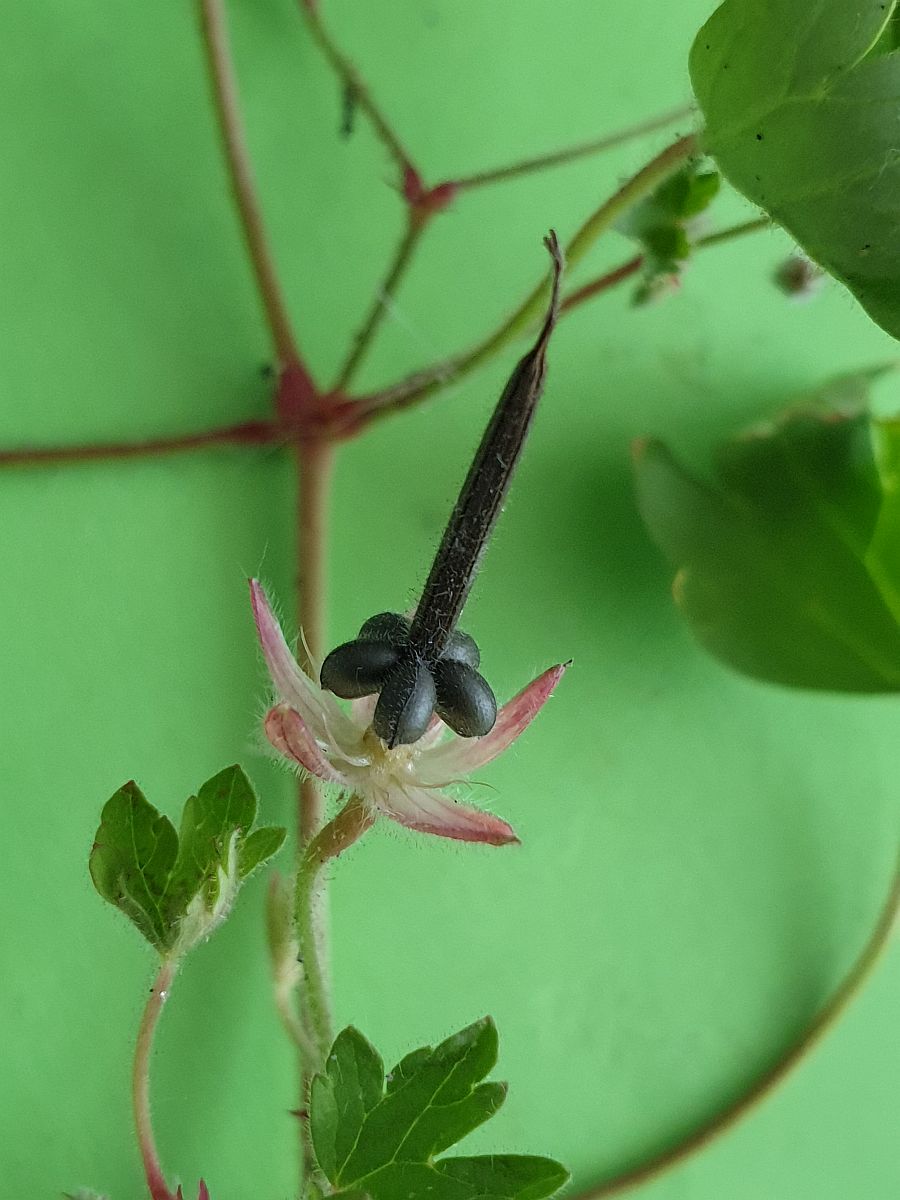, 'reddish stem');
198,0,307,372
0,420,276,469
560,256,645,313
134,961,180,1200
